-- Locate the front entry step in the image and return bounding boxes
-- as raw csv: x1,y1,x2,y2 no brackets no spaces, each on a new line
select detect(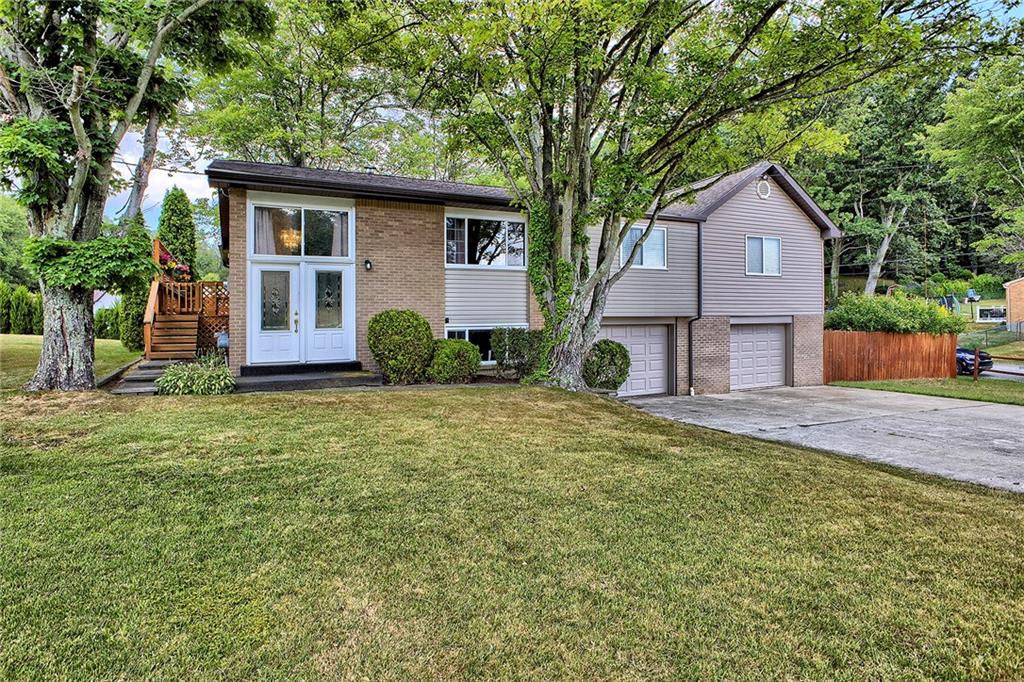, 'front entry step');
240,361,363,376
